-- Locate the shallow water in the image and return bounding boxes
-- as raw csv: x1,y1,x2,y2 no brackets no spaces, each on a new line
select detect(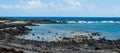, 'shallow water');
18,23,120,41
